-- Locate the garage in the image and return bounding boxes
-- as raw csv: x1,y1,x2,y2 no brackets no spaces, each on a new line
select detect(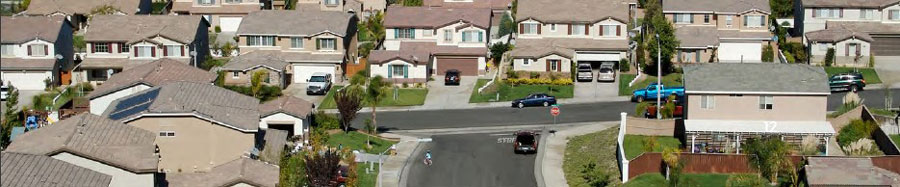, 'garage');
219,17,243,33
436,57,478,76
718,42,762,62
871,36,900,56
292,64,336,83
1,71,52,90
